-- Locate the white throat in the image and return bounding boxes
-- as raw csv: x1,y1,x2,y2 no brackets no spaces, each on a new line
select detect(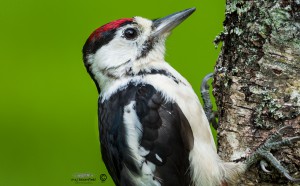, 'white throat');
86,41,166,92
